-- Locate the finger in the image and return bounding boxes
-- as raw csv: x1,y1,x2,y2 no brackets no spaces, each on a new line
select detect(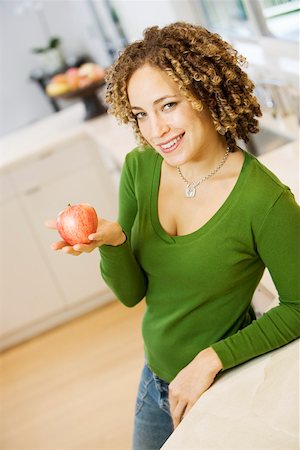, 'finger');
88,232,103,241
73,242,99,253
181,403,193,420
168,392,177,420
44,219,57,229
172,401,187,429
62,246,81,256
51,241,68,250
